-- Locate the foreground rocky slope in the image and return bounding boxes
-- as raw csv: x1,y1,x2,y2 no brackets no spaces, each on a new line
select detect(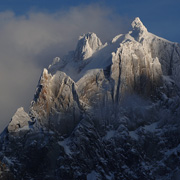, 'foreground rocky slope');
1,17,180,180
